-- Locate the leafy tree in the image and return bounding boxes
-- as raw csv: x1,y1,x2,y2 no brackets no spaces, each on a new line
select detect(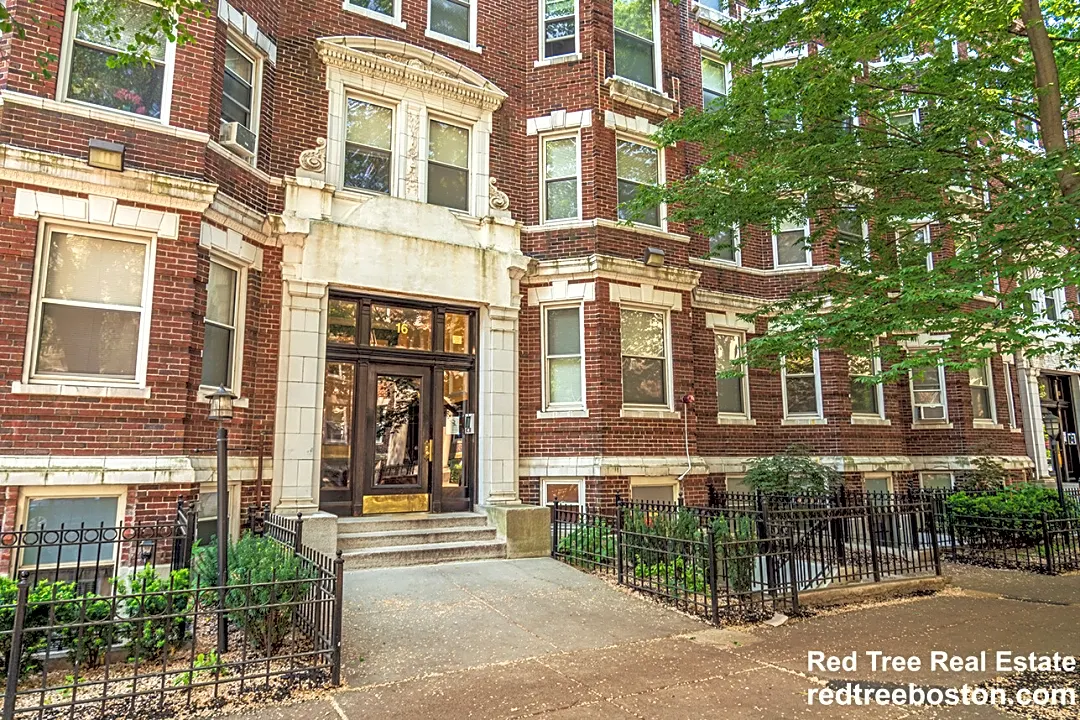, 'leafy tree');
742,446,840,494
637,0,1080,380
